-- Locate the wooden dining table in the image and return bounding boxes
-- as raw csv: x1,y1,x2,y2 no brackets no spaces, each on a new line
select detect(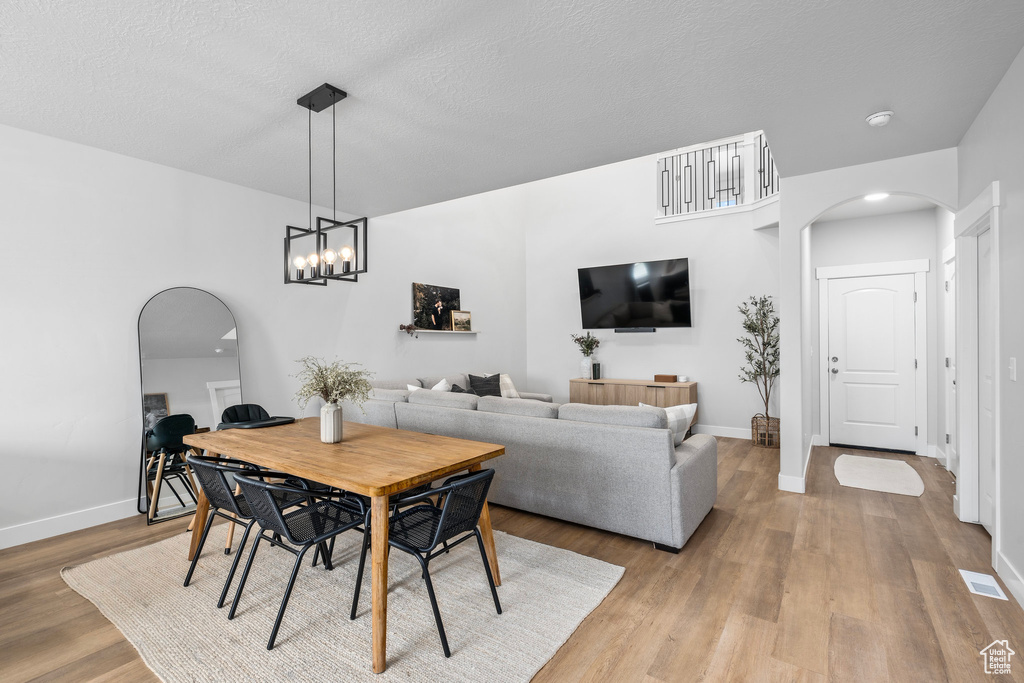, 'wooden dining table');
182,418,505,674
